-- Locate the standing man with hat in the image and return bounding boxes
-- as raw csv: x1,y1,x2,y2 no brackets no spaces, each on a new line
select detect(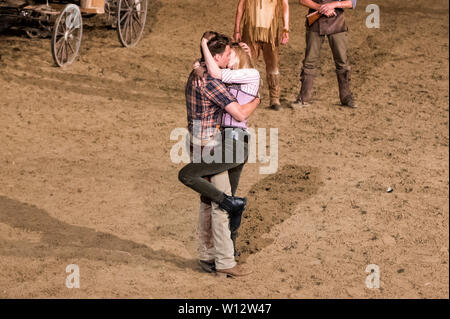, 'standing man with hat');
234,0,290,111
291,0,357,109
